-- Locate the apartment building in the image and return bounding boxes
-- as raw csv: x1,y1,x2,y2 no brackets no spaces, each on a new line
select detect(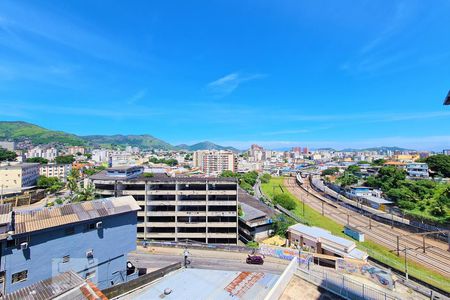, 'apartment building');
39,163,72,181
66,146,85,155
193,150,237,175
89,166,239,244
0,163,40,193
406,162,429,178
26,147,58,161
0,196,139,294
0,141,16,151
